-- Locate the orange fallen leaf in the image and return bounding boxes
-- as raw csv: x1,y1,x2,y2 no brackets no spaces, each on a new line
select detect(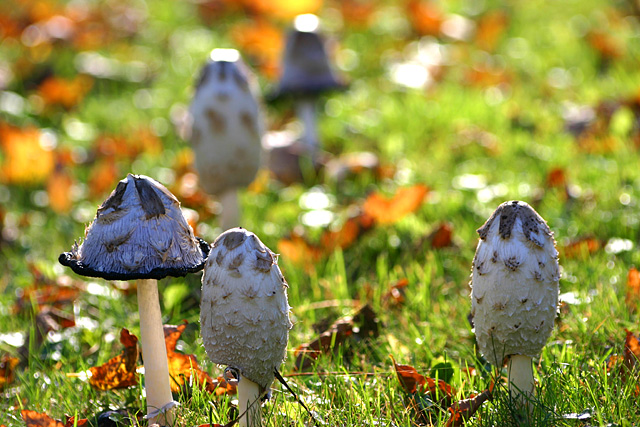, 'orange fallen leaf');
164,322,224,394
321,214,375,252
231,18,284,80
21,411,65,427
0,122,55,186
277,232,324,267
88,328,139,391
474,10,509,52
64,417,88,427
586,30,624,61
37,74,93,109
0,354,19,391
626,267,640,312
465,65,510,88
407,0,444,36
87,156,119,199
546,167,567,189
362,185,429,225
339,0,376,28
47,166,74,214
382,278,409,308
13,265,82,314
559,236,601,259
